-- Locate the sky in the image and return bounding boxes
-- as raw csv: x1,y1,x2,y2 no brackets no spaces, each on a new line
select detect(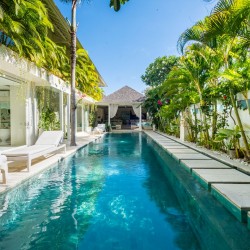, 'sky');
54,0,217,95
